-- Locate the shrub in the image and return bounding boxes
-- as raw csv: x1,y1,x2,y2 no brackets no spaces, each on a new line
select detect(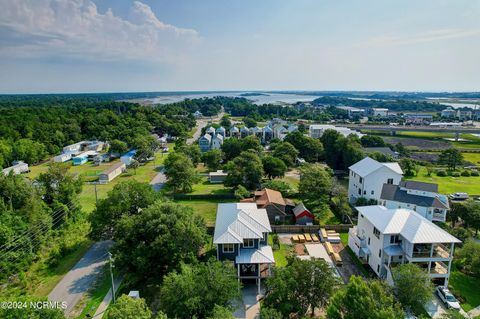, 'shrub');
461,170,471,177
471,170,479,176
436,170,447,177
451,172,461,177
272,234,280,250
